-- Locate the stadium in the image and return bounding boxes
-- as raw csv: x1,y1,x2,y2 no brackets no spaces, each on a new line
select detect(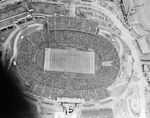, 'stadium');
0,0,136,118
16,16,120,102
